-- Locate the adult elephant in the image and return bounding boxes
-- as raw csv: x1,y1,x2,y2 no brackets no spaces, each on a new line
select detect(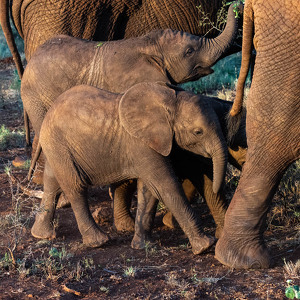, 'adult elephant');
215,0,300,269
1,0,243,65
